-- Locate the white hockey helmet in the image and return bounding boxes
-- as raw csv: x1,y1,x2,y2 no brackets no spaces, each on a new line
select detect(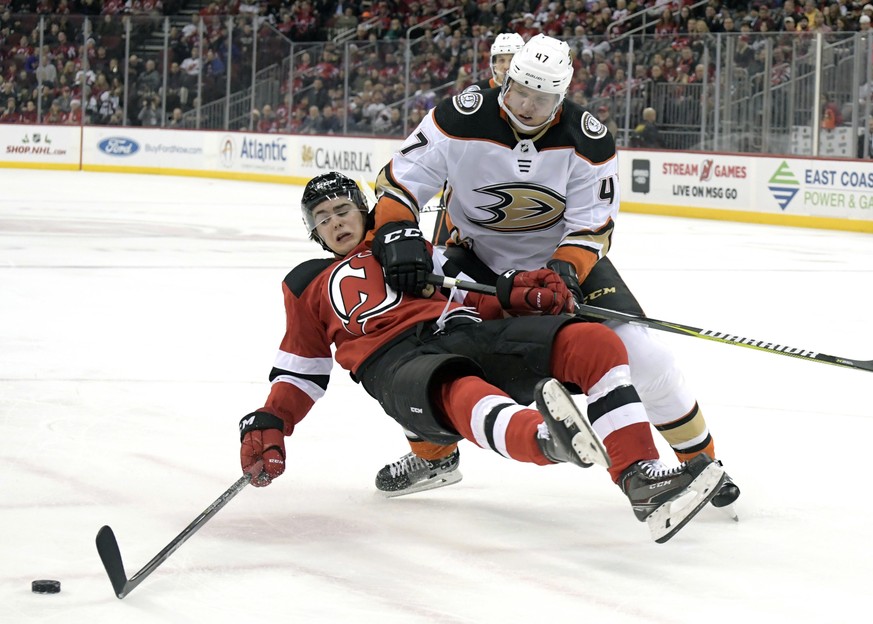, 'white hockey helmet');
505,34,573,96
490,32,525,59
490,33,524,85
